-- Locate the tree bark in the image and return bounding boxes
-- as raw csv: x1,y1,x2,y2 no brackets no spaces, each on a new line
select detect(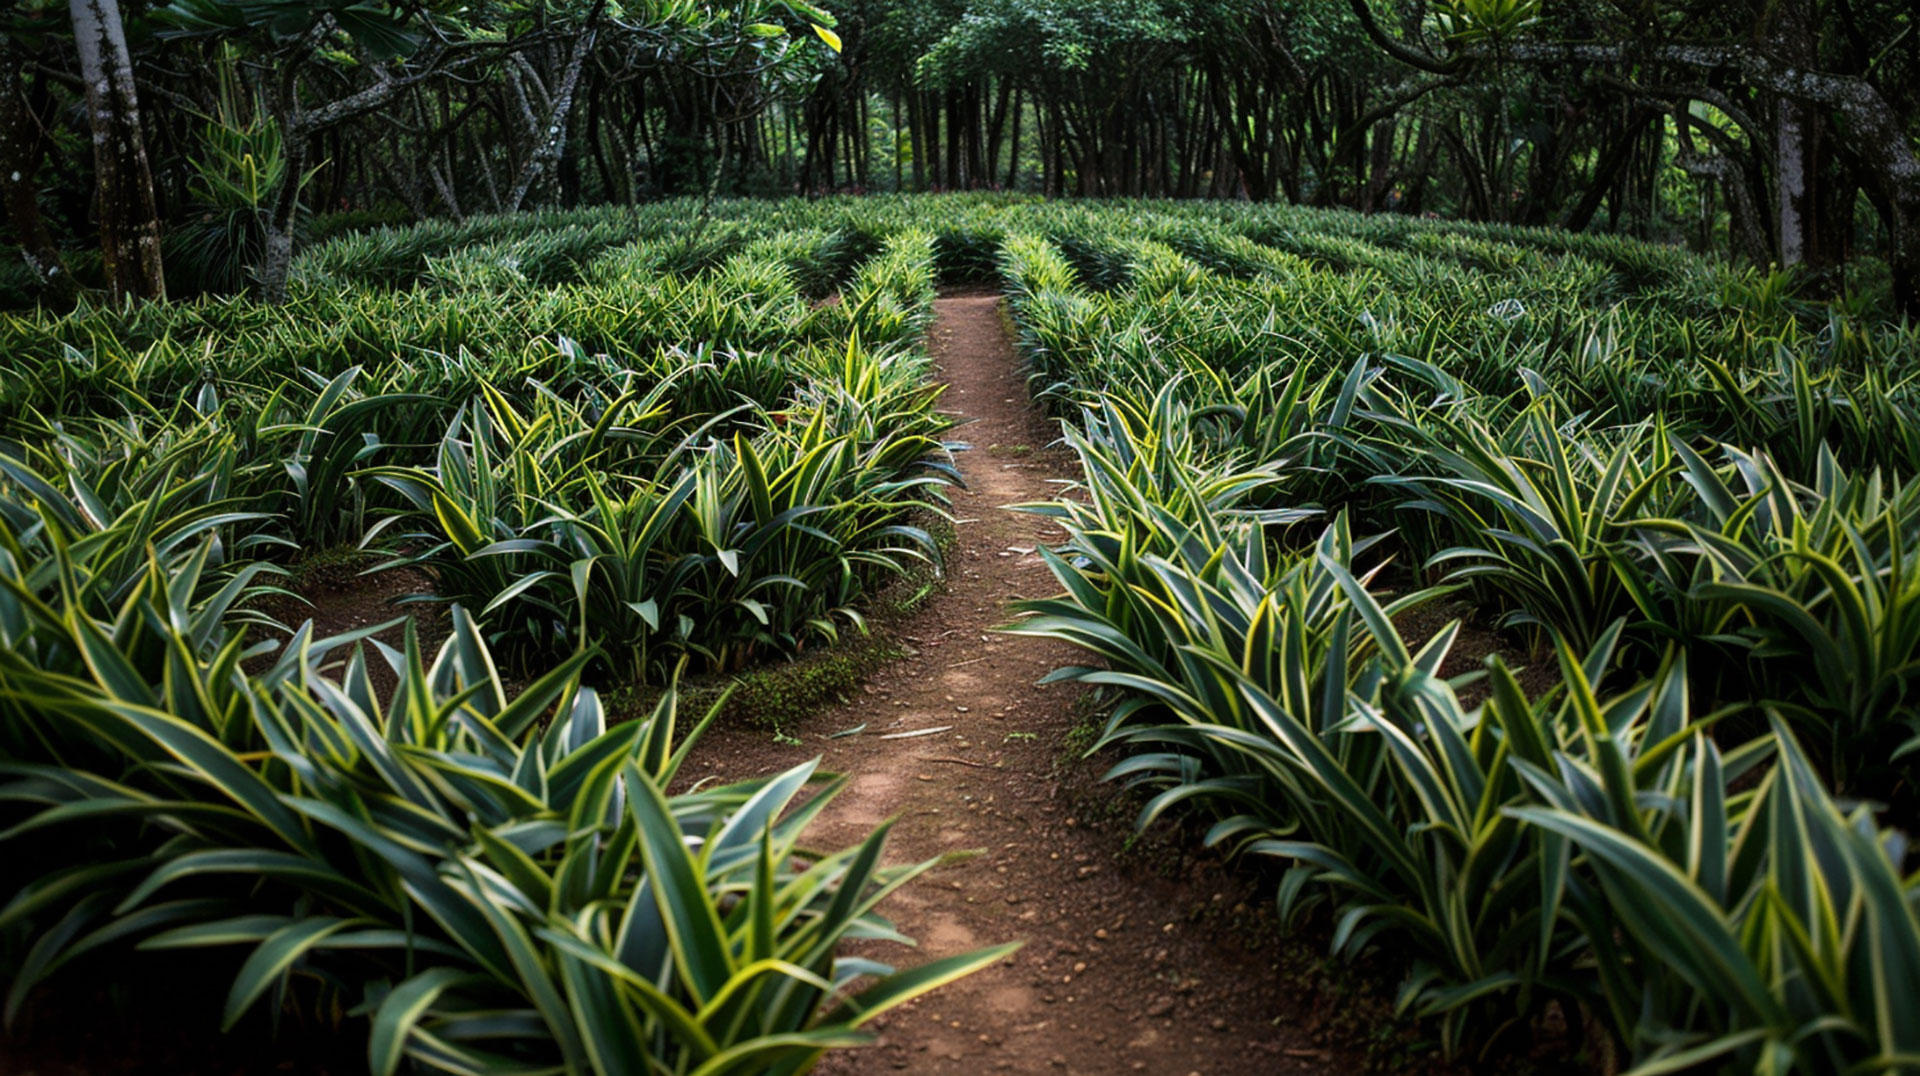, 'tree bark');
1775,97,1810,268
69,0,164,302
1005,88,1022,190
908,90,925,191
504,23,596,212
1363,117,1395,212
